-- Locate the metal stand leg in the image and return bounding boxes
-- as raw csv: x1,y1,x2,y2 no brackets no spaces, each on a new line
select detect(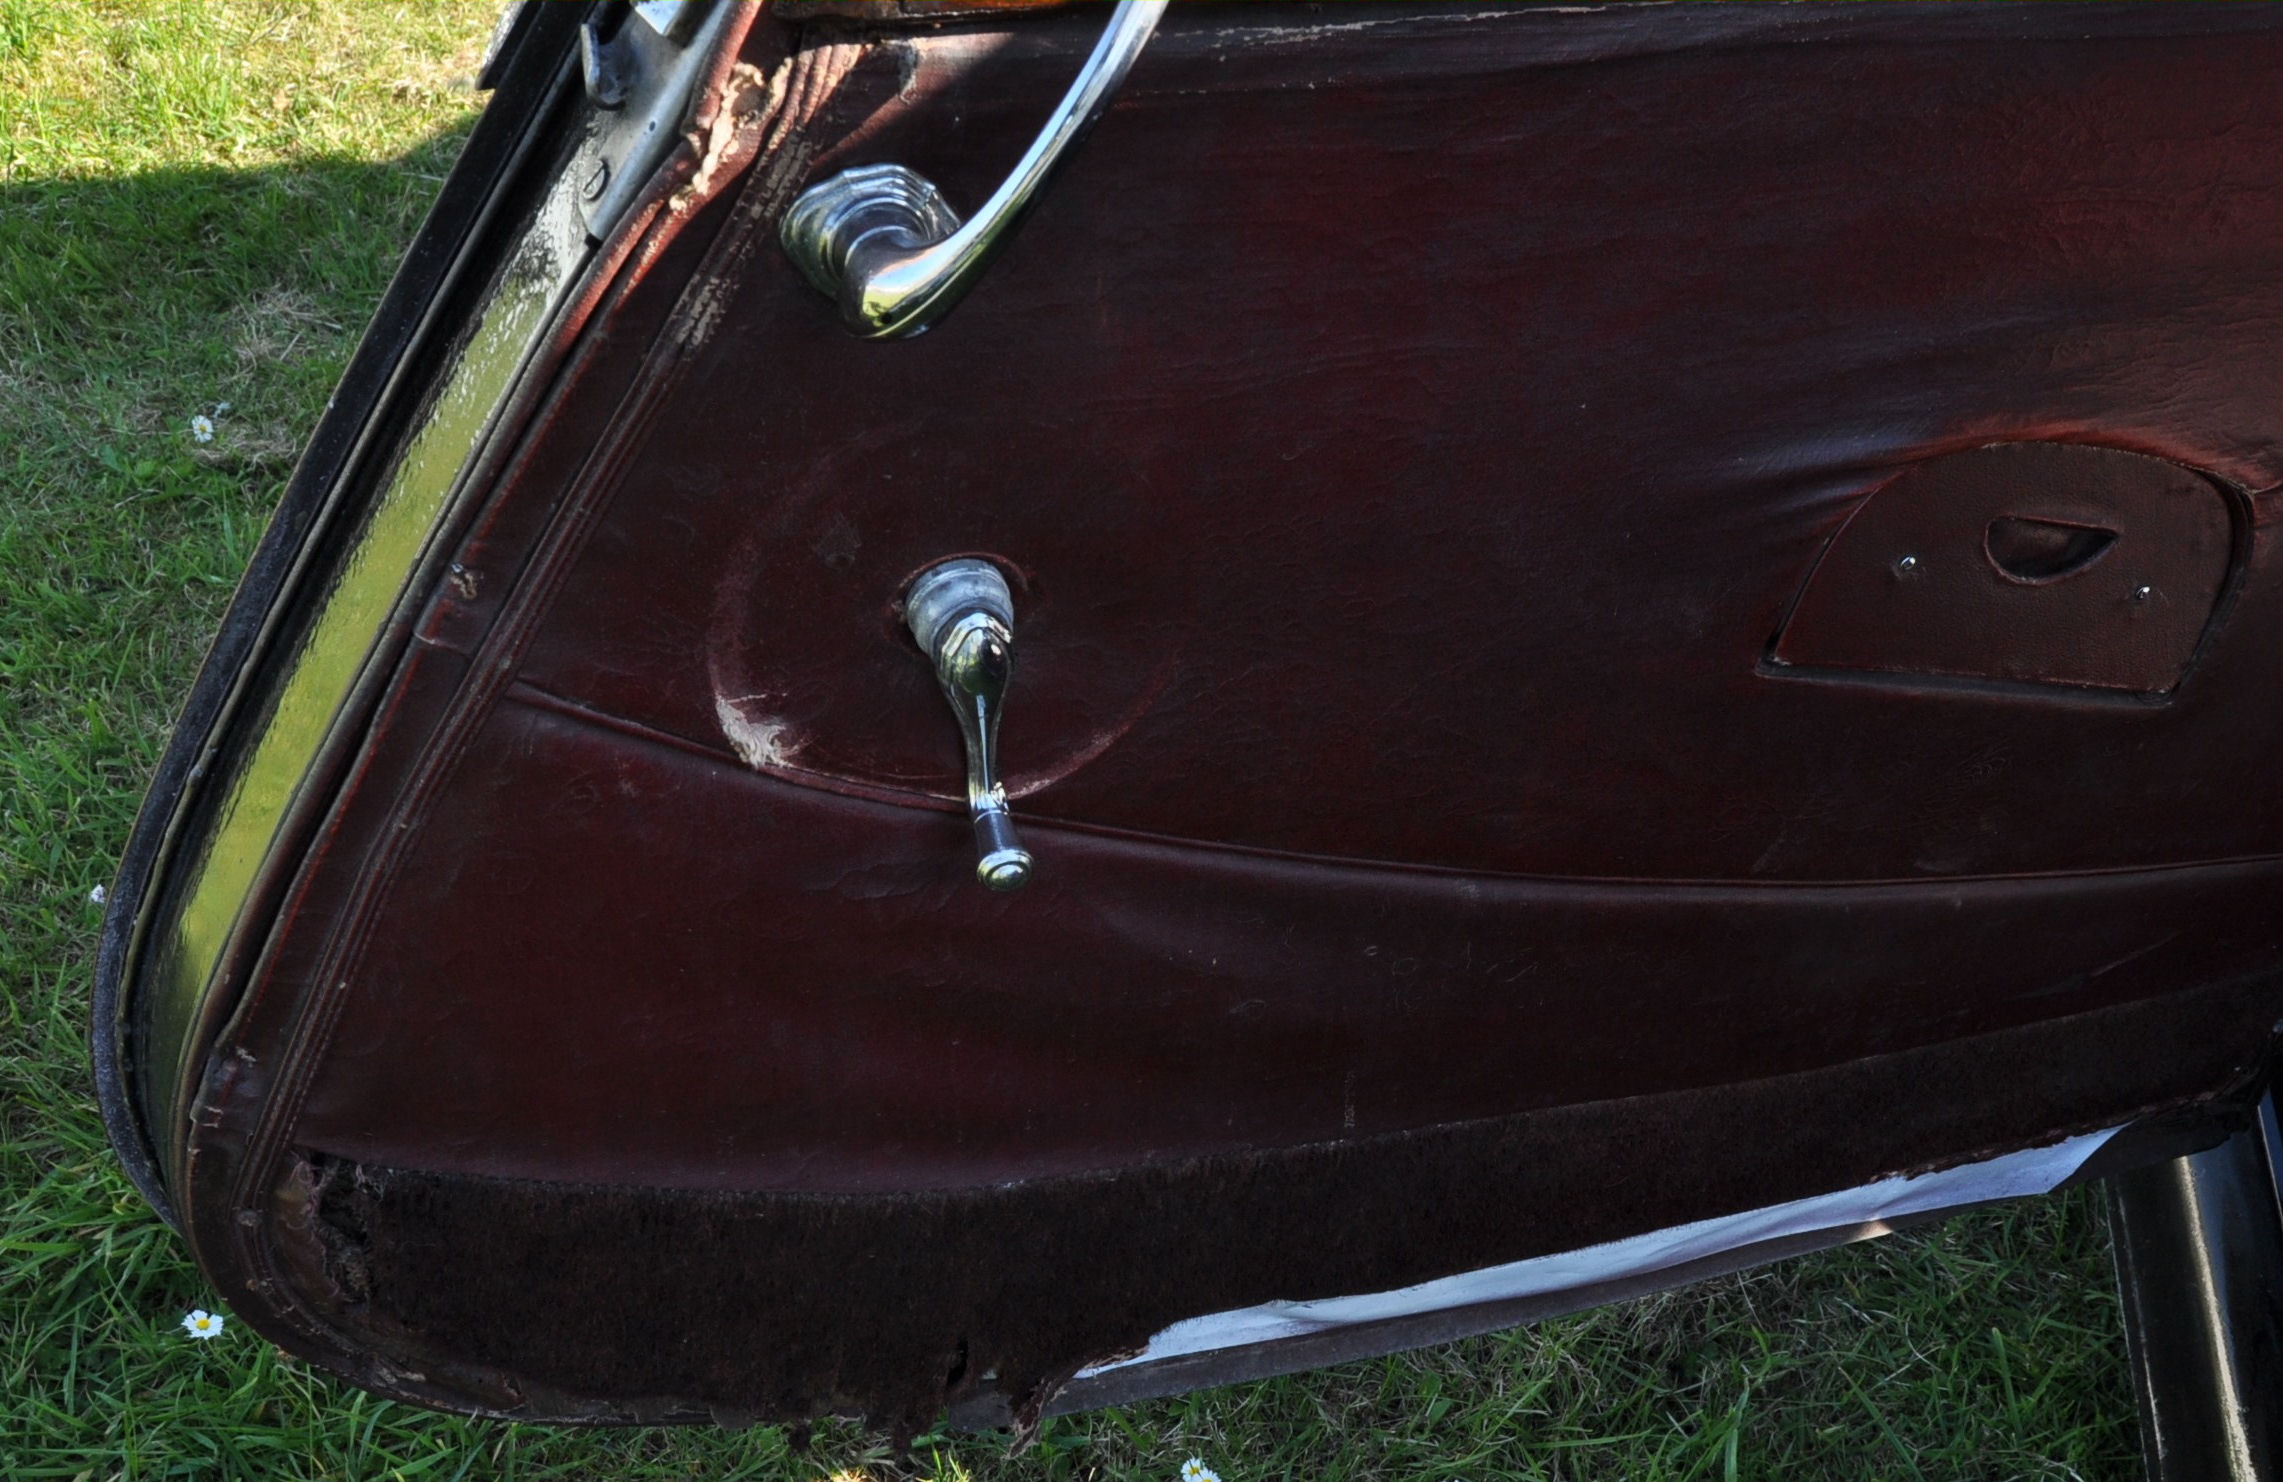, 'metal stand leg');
2109,1094,2283,1481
